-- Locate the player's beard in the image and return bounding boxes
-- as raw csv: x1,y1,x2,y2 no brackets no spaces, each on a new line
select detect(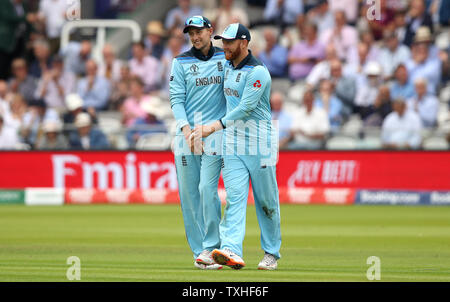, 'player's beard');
225,42,242,61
